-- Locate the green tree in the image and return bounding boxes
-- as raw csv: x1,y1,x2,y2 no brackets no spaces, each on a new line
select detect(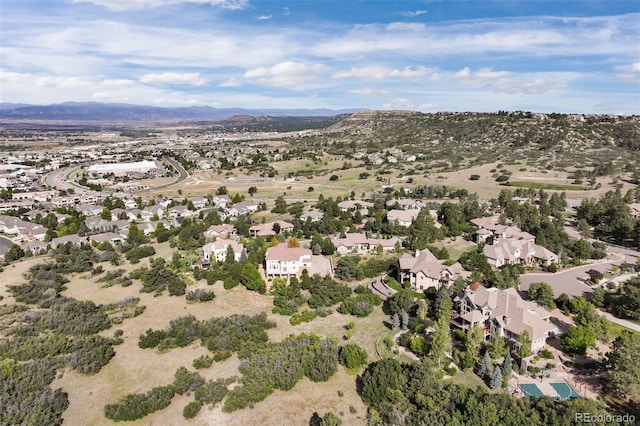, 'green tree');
607,330,640,402
477,351,491,378
4,244,25,262
271,196,287,214
320,412,342,426
527,282,555,310
240,263,266,294
561,325,595,355
519,330,532,358
490,366,503,389
590,287,606,308
465,325,484,361
339,343,368,372
501,351,512,377
126,223,147,248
